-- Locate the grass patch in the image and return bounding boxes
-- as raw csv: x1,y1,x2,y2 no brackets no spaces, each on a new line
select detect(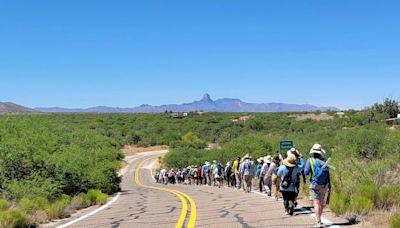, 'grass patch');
0,199,9,211
0,210,31,228
390,213,400,228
